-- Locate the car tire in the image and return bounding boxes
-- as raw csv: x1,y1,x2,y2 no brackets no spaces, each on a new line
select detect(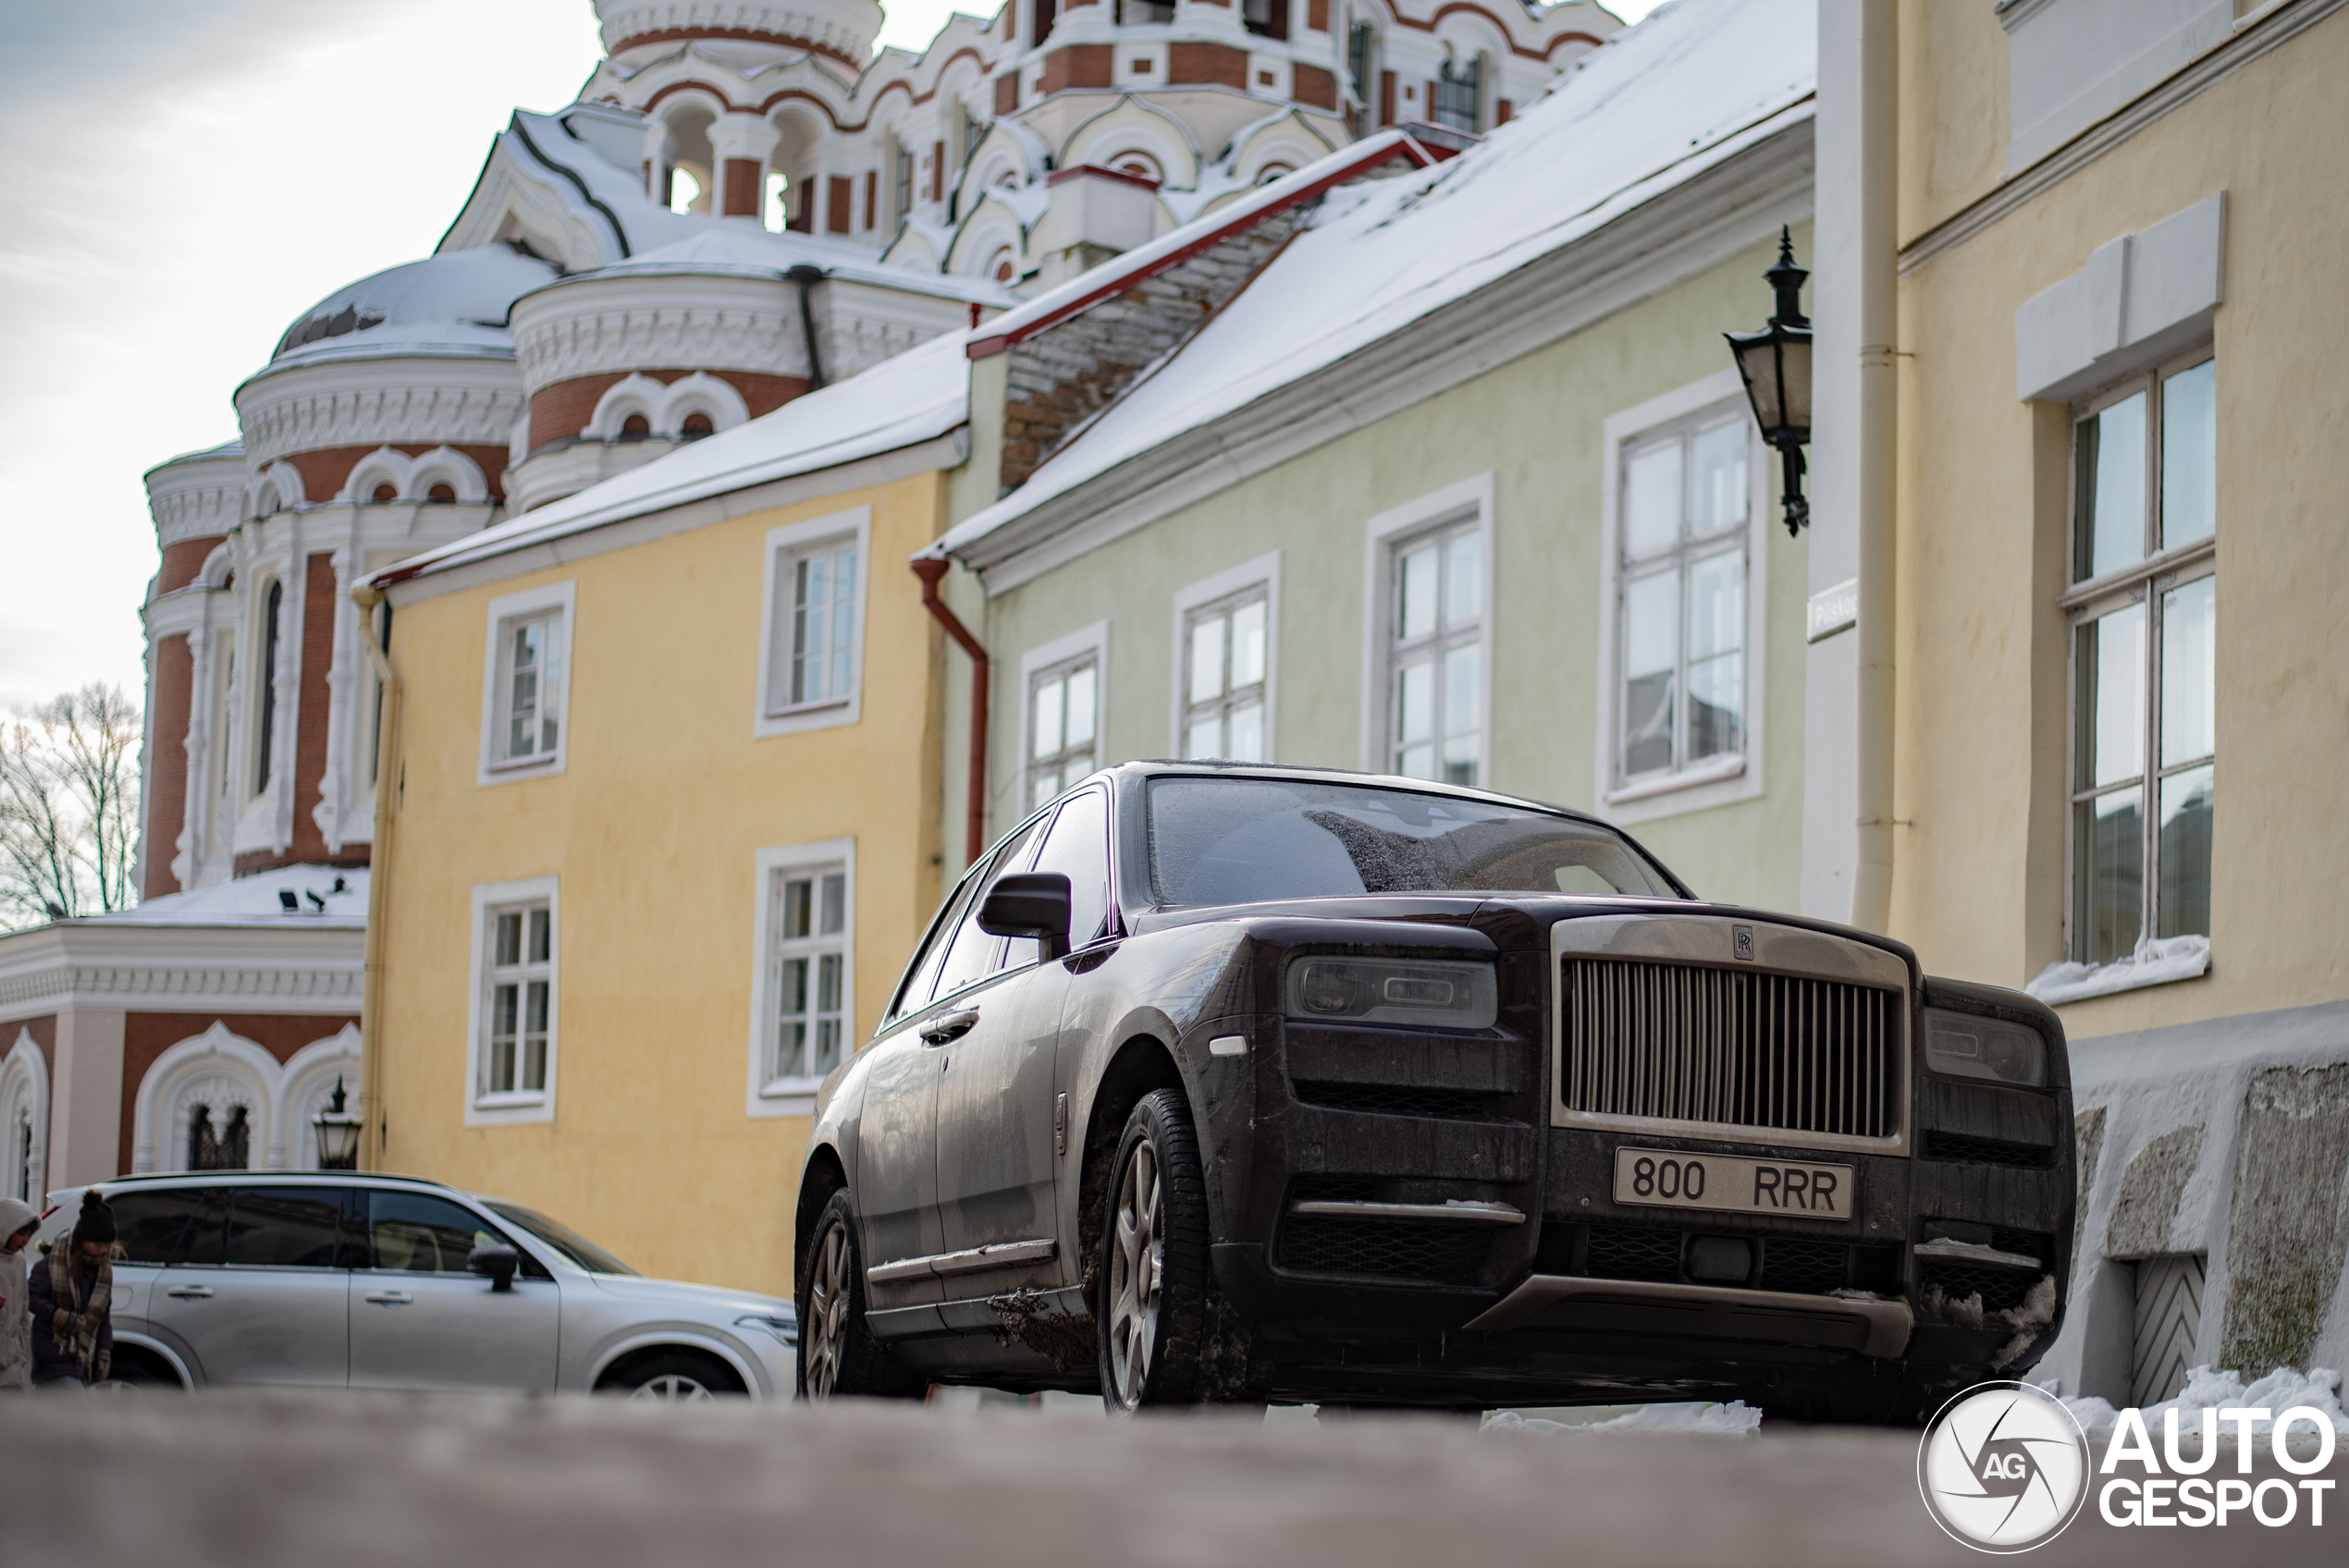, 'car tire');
599,1351,745,1401
1098,1087,1223,1413
798,1189,925,1401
